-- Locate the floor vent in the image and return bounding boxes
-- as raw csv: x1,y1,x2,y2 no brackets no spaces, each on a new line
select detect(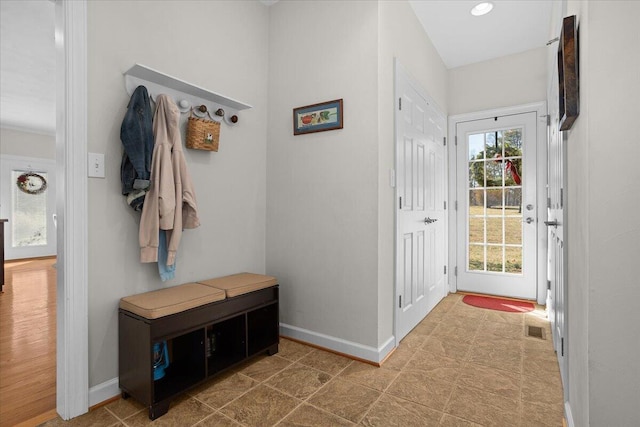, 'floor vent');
526,325,546,339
